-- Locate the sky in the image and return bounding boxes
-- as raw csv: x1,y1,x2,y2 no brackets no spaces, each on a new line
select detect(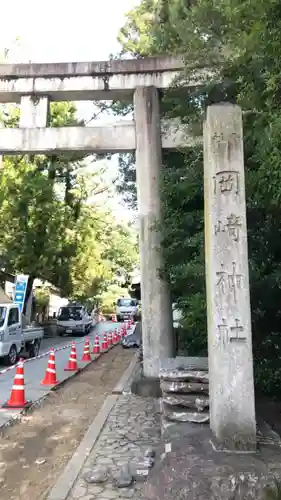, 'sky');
0,0,139,62
0,0,140,221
